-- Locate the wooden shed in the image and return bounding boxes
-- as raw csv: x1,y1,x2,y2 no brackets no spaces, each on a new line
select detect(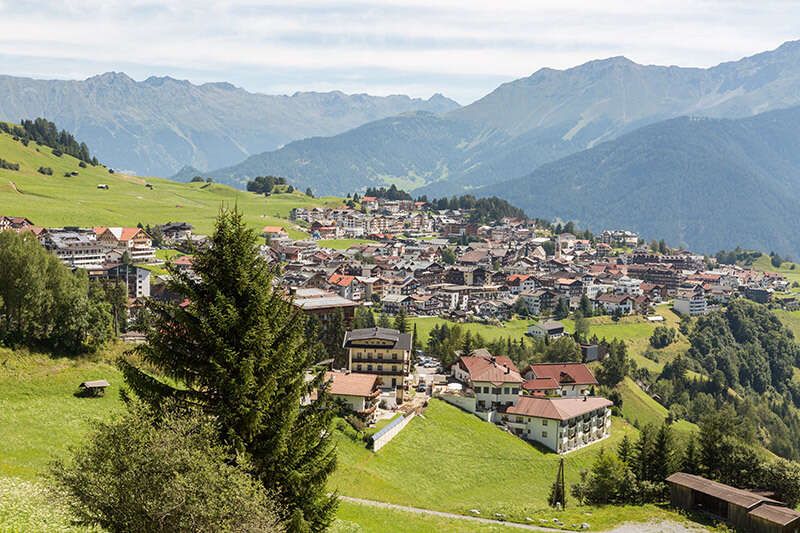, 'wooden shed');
667,472,800,533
